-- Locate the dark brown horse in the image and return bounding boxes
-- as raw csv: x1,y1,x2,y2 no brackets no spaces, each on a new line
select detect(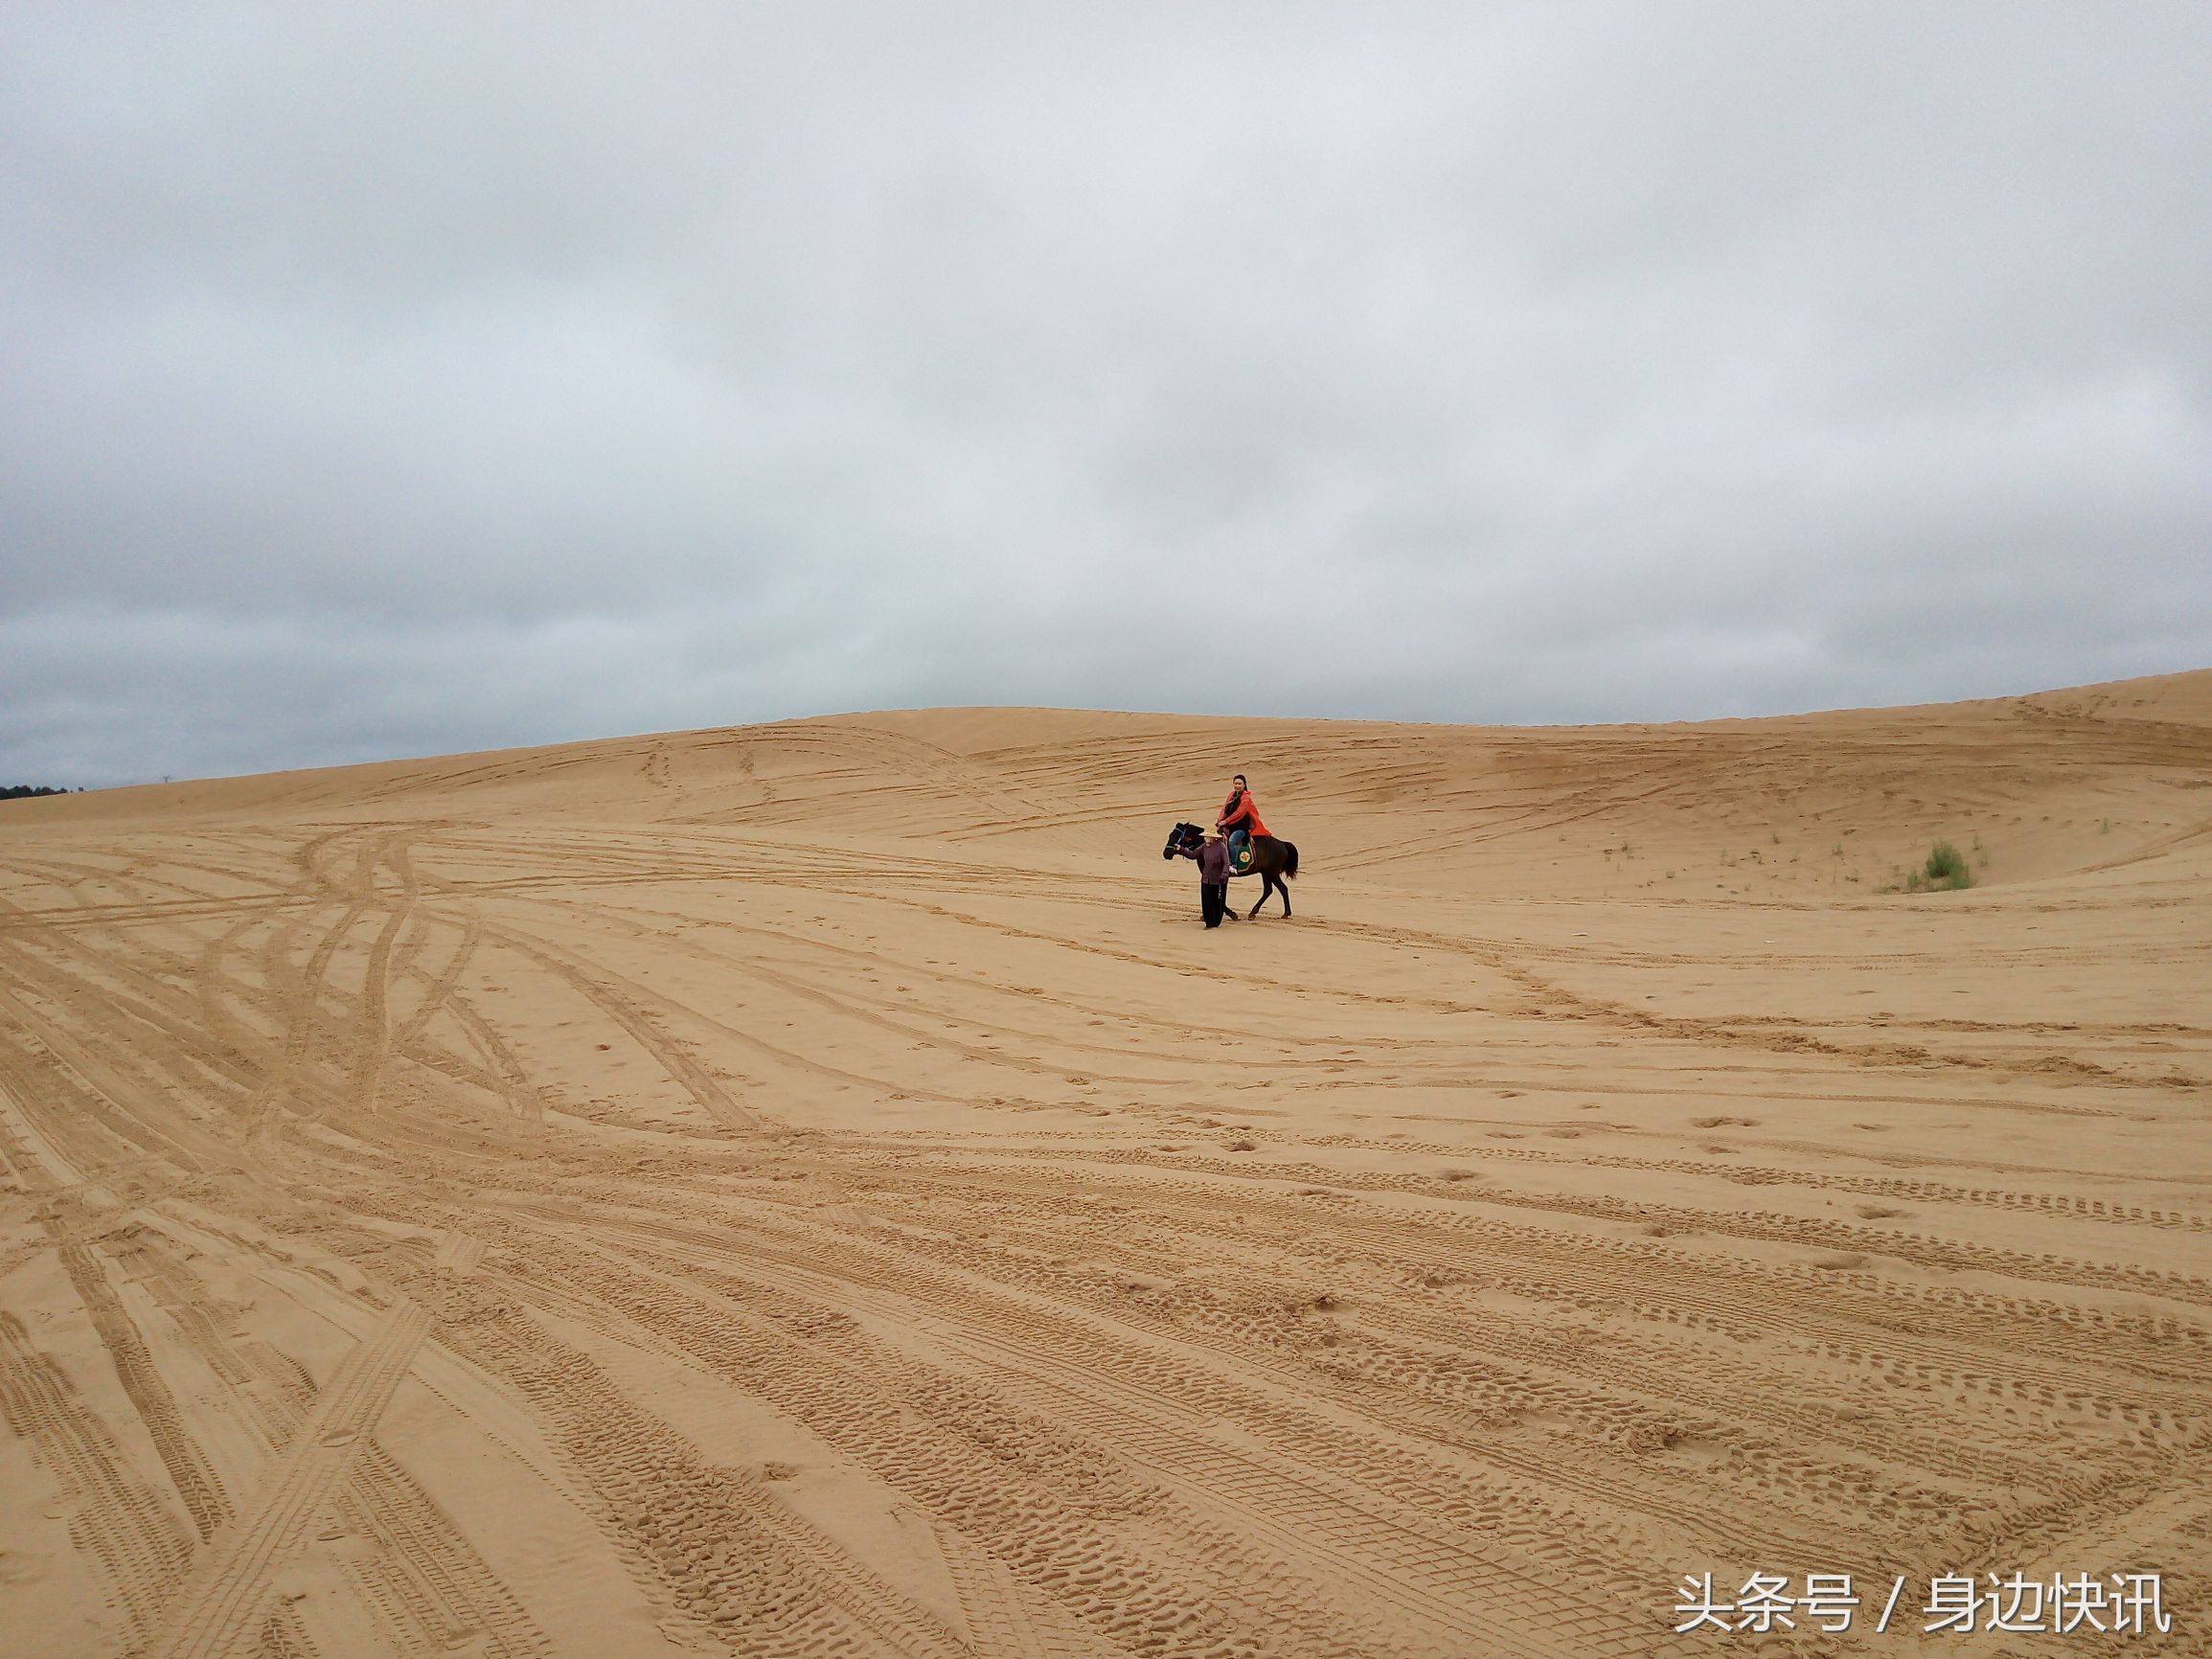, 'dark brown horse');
1163,822,1299,918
